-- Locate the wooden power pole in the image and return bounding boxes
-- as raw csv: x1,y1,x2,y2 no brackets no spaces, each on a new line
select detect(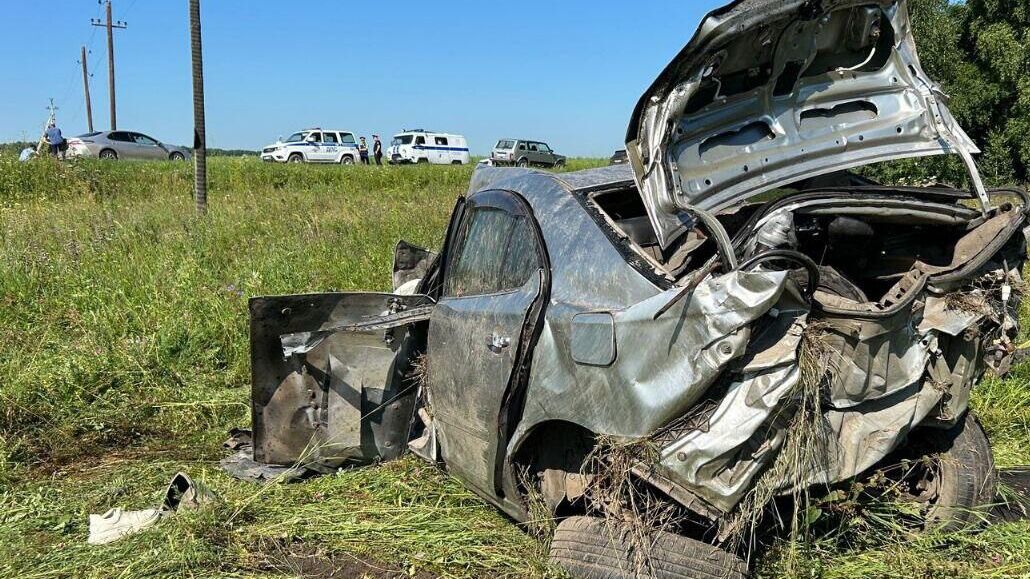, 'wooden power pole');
91,1,127,131
80,46,94,133
189,0,207,214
